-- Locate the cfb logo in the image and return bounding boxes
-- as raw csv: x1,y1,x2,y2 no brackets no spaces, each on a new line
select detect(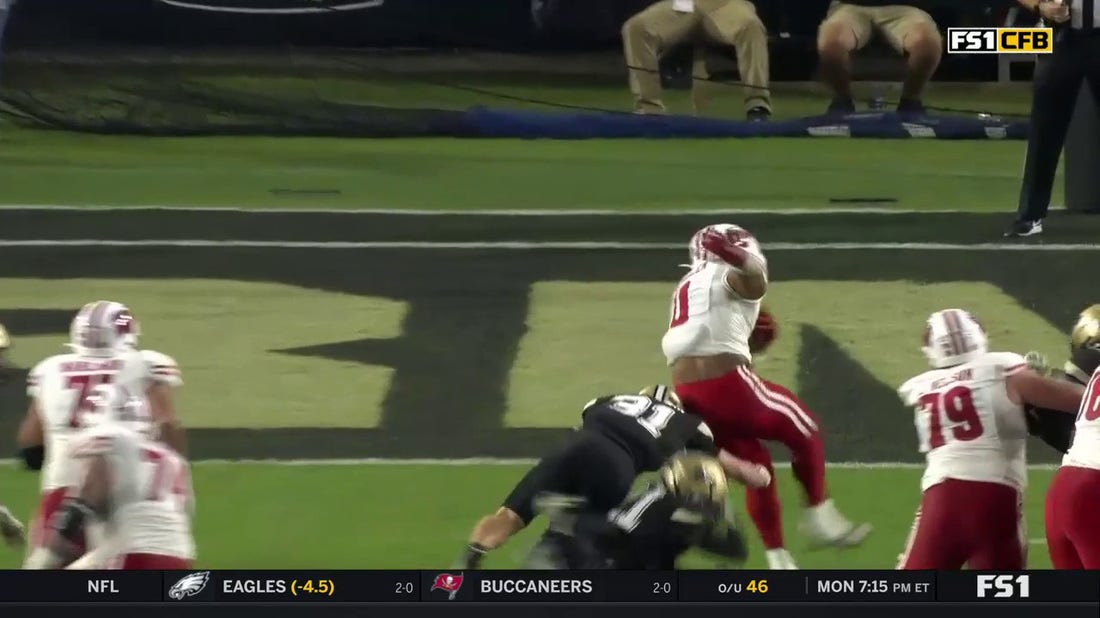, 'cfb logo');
976,574,1030,599
947,28,1053,54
